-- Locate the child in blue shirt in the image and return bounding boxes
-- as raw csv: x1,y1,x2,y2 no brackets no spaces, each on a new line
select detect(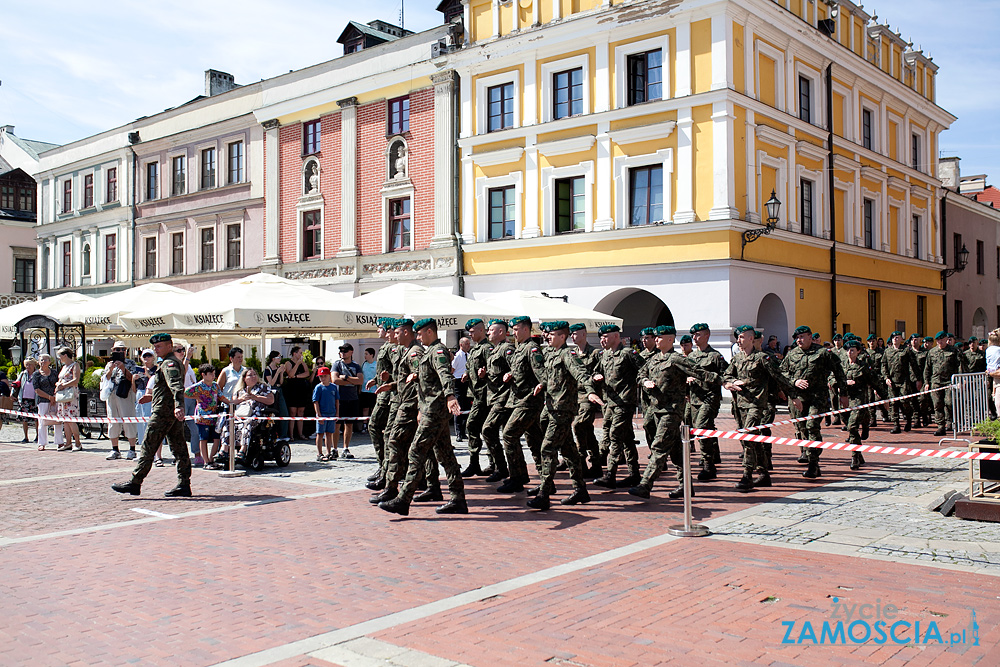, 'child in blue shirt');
312,367,340,461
